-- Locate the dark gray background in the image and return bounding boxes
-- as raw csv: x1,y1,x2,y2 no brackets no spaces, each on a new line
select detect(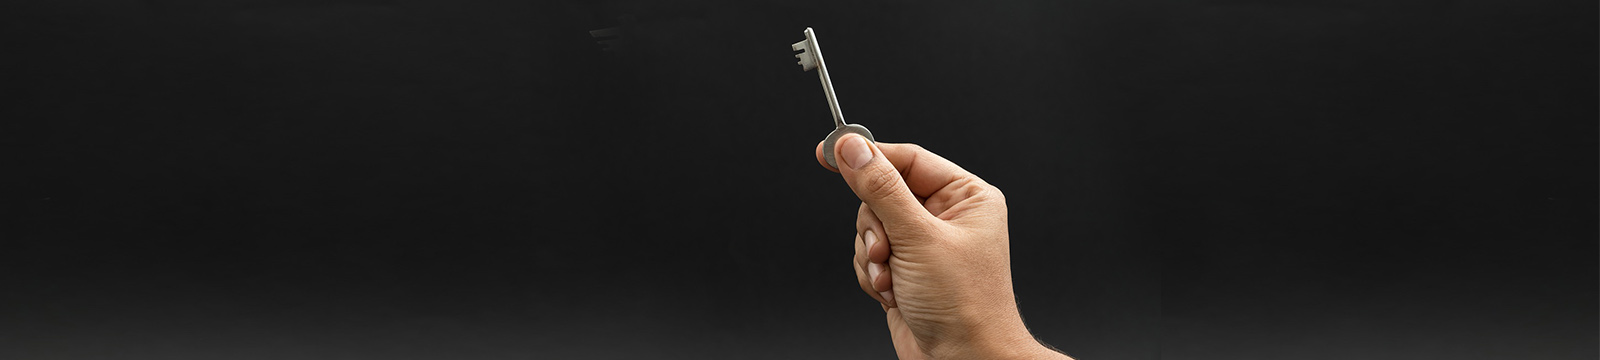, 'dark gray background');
3,0,1594,359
